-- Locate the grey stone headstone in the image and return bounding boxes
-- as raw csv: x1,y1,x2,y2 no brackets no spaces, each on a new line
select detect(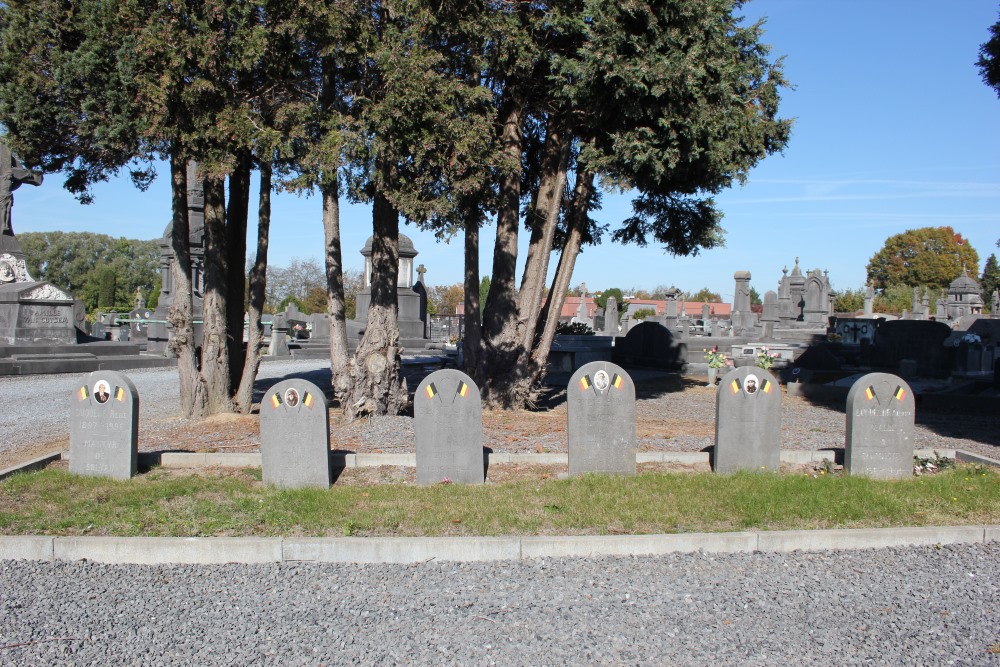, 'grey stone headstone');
69,371,139,480
714,366,781,473
845,373,914,479
260,379,331,488
415,369,484,484
602,296,618,335
567,361,636,476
